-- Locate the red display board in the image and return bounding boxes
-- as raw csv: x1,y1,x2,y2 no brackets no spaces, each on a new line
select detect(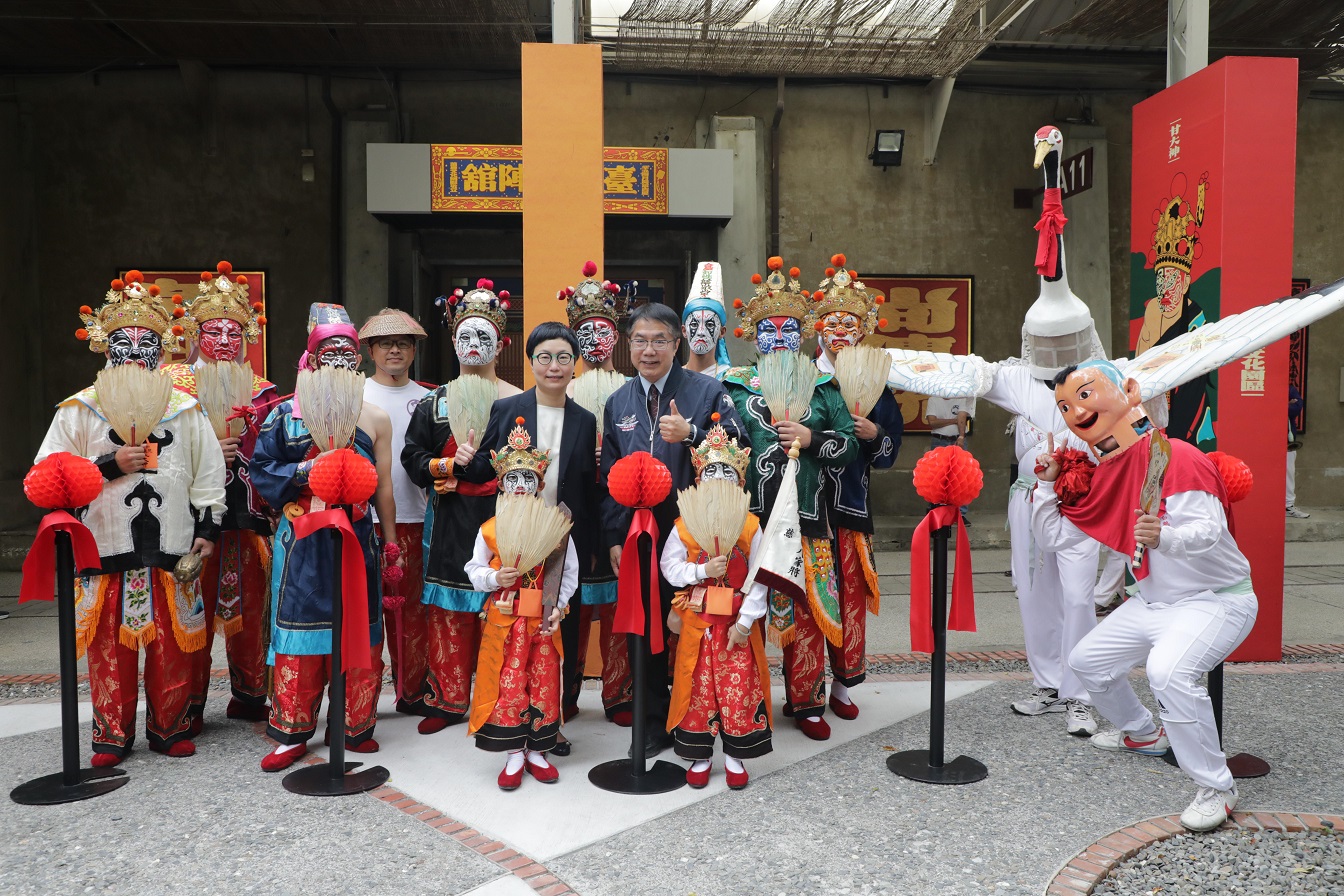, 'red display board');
1130,57,1298,661
860,275,973,433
